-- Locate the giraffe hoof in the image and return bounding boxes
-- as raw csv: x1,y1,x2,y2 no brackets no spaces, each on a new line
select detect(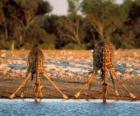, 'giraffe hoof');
129,93,136,99
115,90,120,96
9,94,15,99
63,95,68,99
20,92,24,98
74,92,80,99
35,98,40,103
